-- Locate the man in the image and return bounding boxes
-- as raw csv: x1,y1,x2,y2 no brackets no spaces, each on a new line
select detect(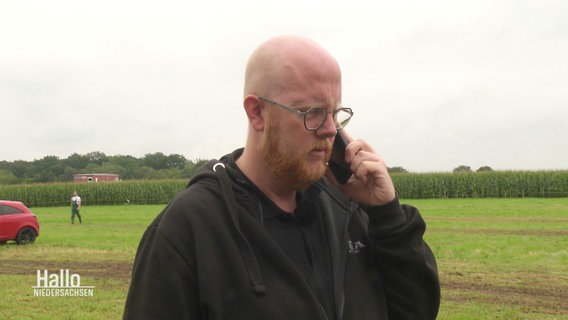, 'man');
71,191,82,224
124,35,440,319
